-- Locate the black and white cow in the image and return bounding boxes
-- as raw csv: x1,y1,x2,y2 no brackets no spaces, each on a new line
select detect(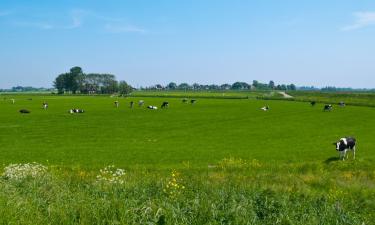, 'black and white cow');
114,101,119,108
139,100,144,107
42,102,48,110
130,101,134,108
190,99,196,104
333,137,356,160
311,101,316,106
19,109,30,114
69,109,84,114
261,105,270,111
161,101,169,108
339,102,346,107
182,98,188,103
147,105,158,110
323,104,333,111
